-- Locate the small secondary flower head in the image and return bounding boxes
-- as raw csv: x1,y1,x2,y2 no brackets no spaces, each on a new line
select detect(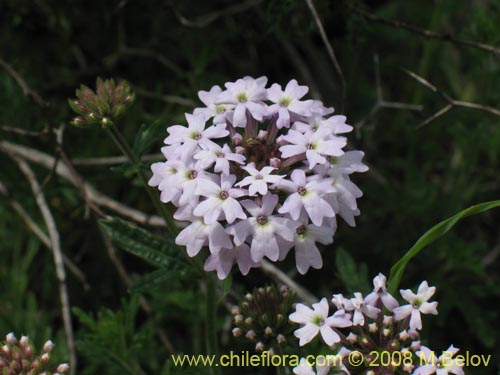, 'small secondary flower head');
149,76,367,278
0,332,70,375
289,274,463,375
69,77,135,128
231,285,296,351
